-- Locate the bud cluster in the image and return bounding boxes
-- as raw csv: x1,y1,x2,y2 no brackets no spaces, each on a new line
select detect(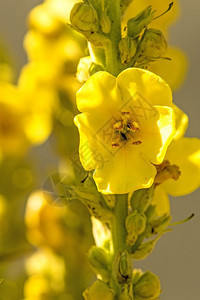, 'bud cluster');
119,6,168,68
